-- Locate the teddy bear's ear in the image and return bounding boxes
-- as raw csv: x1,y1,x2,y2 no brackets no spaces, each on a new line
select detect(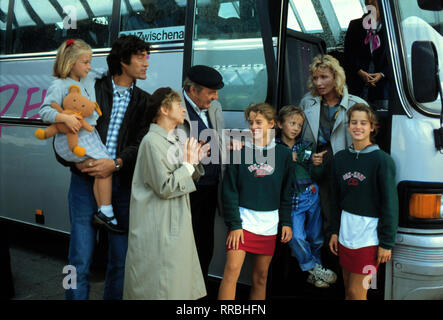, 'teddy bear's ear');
68,85,82,94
